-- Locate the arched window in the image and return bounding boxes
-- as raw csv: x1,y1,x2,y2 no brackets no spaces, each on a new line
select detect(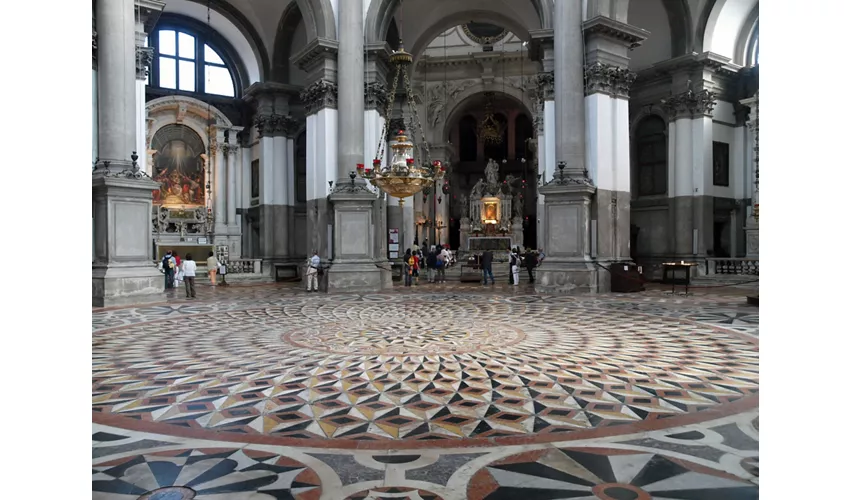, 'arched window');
635,115,667,197
147,16,244,98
